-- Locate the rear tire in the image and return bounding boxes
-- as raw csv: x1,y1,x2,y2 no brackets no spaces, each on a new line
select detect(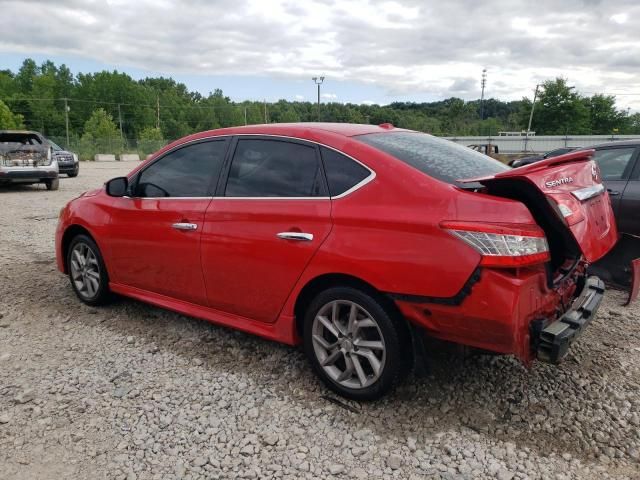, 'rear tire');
45,178,59,190
67,234,111,306
68,171,78,178
303,286,408,400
